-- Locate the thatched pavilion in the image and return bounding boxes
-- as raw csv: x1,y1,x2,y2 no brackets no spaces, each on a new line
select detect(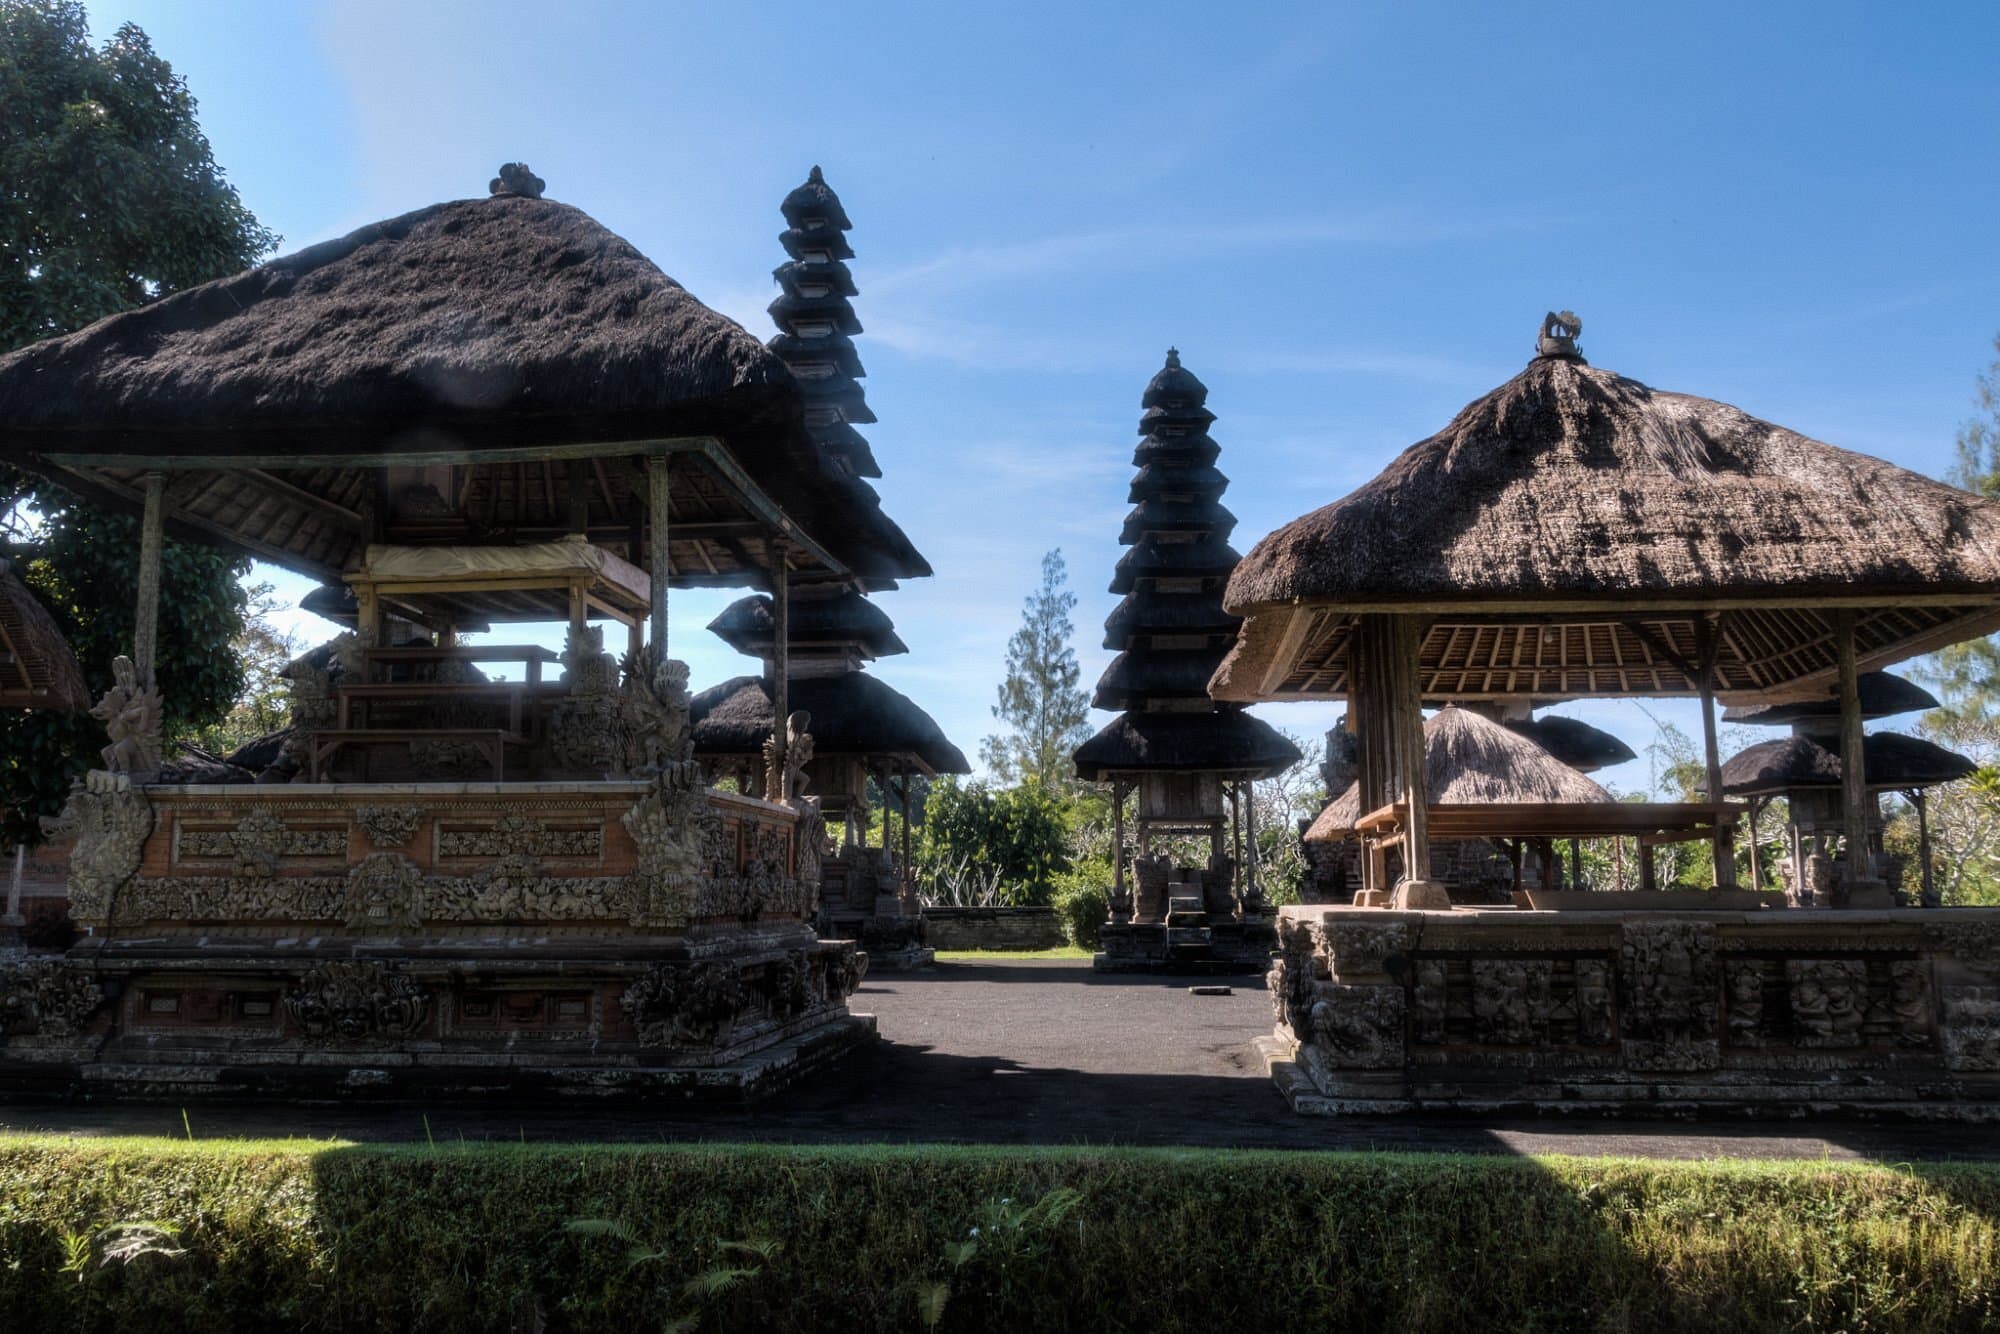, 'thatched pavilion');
0,165,928,1099
1216,314,2000,910
1075,350,1299,971
1246,317,2000,1118
0,563,86,714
